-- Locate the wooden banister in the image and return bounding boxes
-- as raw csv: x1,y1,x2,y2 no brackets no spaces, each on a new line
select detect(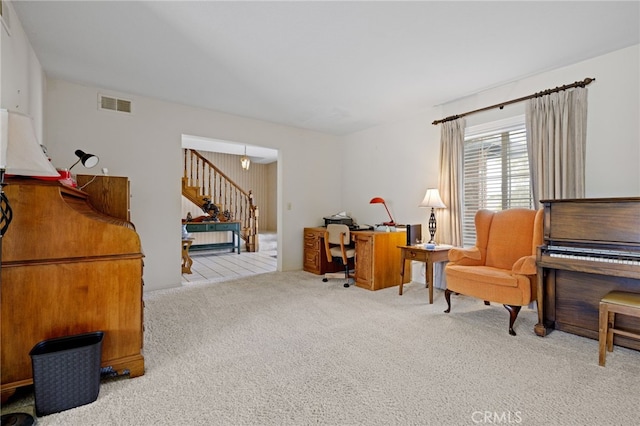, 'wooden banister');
182,149,259,252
